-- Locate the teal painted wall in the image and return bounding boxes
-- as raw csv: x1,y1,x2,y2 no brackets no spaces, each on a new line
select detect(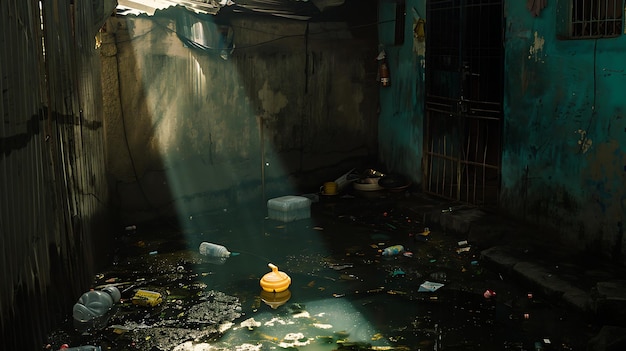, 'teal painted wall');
377,0,625,260
377,0,426,182
502,1,626,259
